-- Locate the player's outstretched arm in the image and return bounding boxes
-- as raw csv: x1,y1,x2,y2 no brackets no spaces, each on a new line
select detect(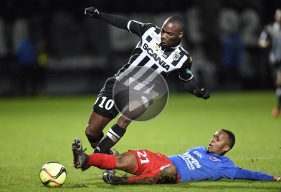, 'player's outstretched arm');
258,26,271,48
181,78,210,100
178,62,210,100
234,168,279,181
84,6,129,30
